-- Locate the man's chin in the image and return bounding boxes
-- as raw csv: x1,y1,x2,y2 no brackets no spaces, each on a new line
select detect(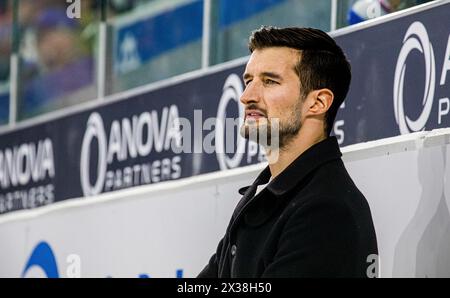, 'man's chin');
240,123,273,144
240,123,261,137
